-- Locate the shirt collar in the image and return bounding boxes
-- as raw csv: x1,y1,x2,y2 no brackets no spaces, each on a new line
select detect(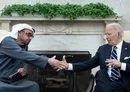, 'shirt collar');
115,40,123,50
